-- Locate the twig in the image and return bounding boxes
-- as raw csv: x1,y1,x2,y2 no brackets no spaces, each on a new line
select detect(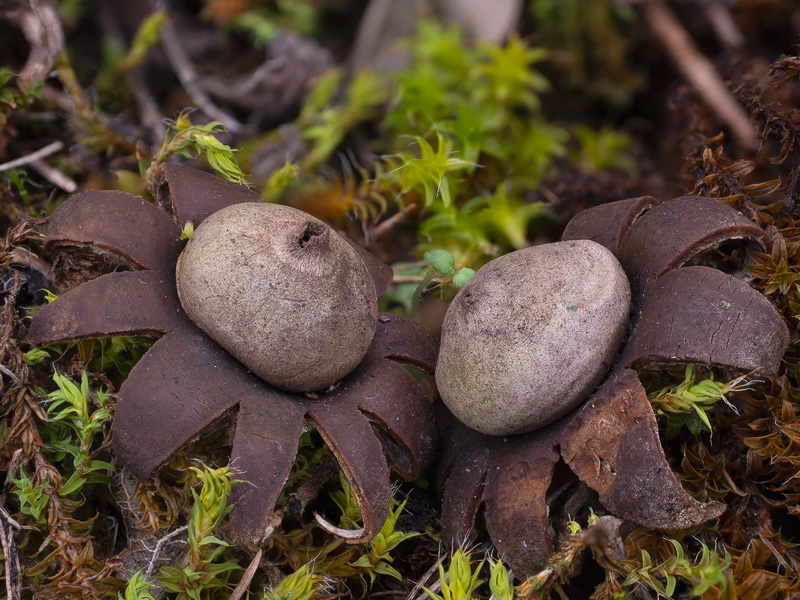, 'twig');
144,524,189,577
284,453,339,518
0,506,22,600
639,0,758,151
0,364,22,387
30,159,77,192
0,141,63,173
371,203,418,240
703,0,745,50
404,554,445,600
228,548,262,600
159,21,247,134
393,275,431,283
8,0,65,88
127,69,168,148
